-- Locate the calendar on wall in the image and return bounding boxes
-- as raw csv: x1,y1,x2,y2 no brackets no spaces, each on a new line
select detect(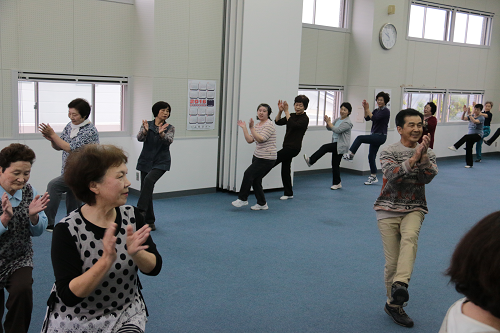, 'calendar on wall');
187,80,216,130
